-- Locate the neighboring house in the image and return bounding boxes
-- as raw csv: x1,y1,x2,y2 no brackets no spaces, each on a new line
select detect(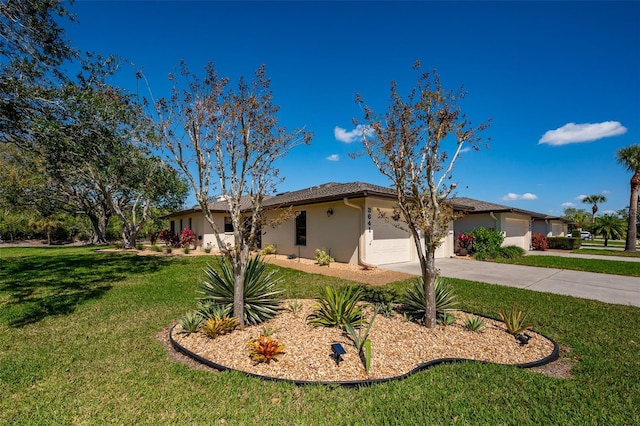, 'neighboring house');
451,197,570,251
165,182,568,266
